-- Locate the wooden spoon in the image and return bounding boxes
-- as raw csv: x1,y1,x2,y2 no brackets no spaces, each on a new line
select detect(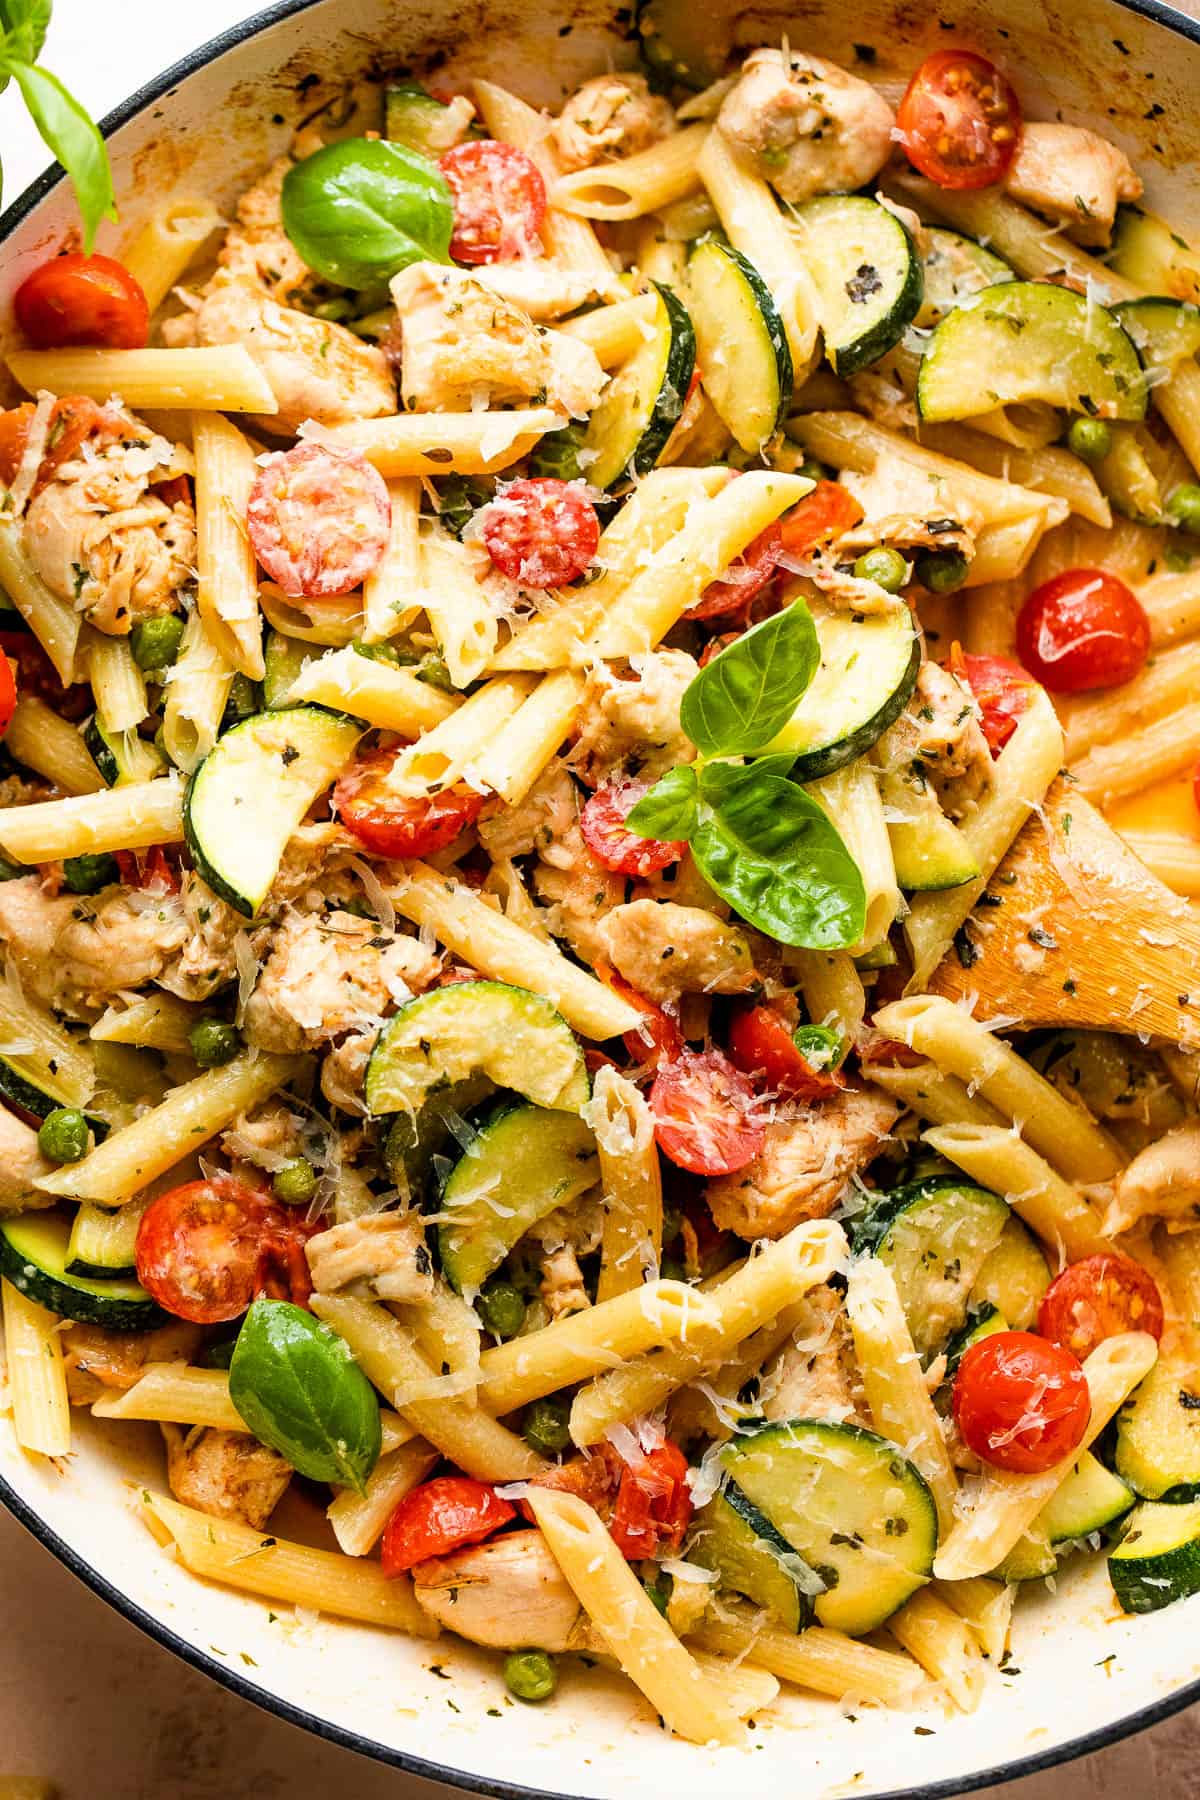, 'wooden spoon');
928,778,1200,1047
